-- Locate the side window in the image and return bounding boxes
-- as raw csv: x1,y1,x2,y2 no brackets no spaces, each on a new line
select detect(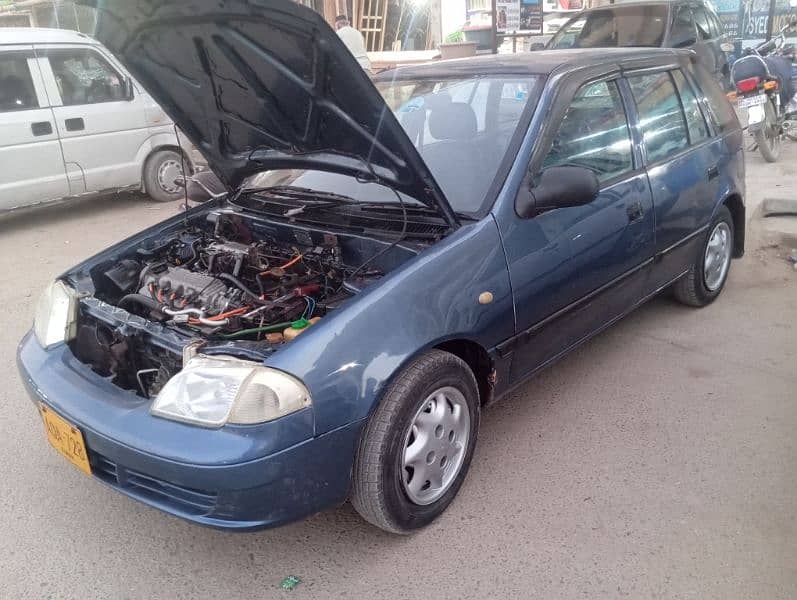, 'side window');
671,69,709,144
692,7,713,40
628,71,689,163
688,61,738,131
0,54,39,112
46,49,126,106
670,5,697,47
542,80,633,182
